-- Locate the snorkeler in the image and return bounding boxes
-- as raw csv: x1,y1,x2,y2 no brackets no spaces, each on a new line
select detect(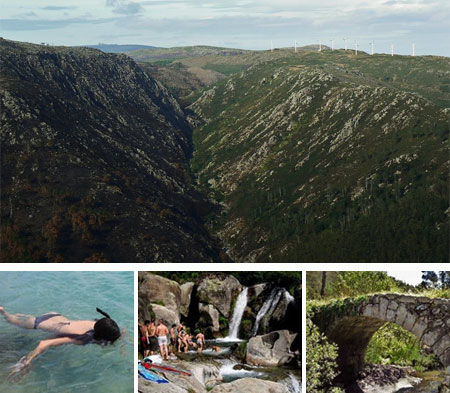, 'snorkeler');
0,305,121,382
